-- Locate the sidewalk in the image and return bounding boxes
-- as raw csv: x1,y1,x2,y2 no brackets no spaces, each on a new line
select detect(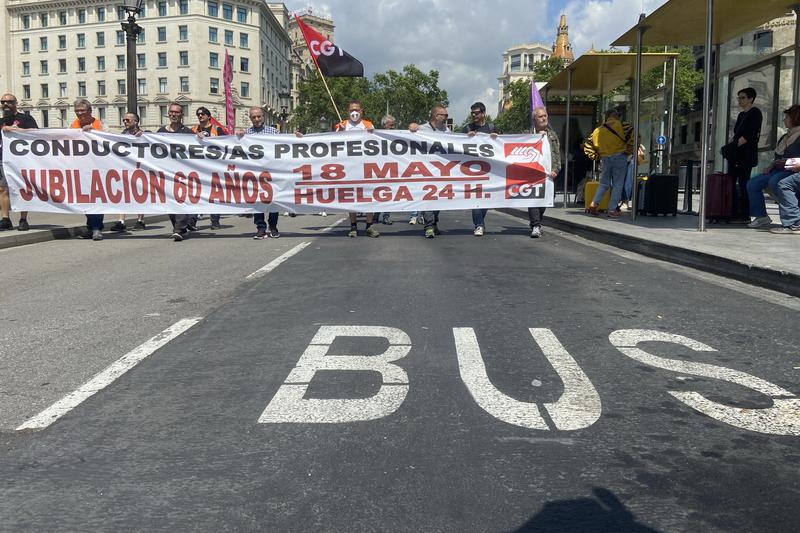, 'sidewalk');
505,192,800,298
